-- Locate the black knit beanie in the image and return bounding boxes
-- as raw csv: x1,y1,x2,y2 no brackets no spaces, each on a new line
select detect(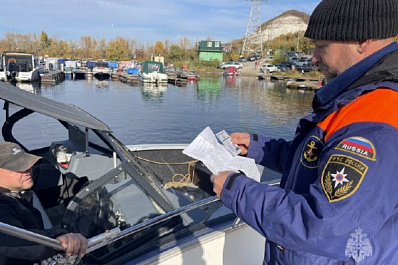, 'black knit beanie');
304,0,398,40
